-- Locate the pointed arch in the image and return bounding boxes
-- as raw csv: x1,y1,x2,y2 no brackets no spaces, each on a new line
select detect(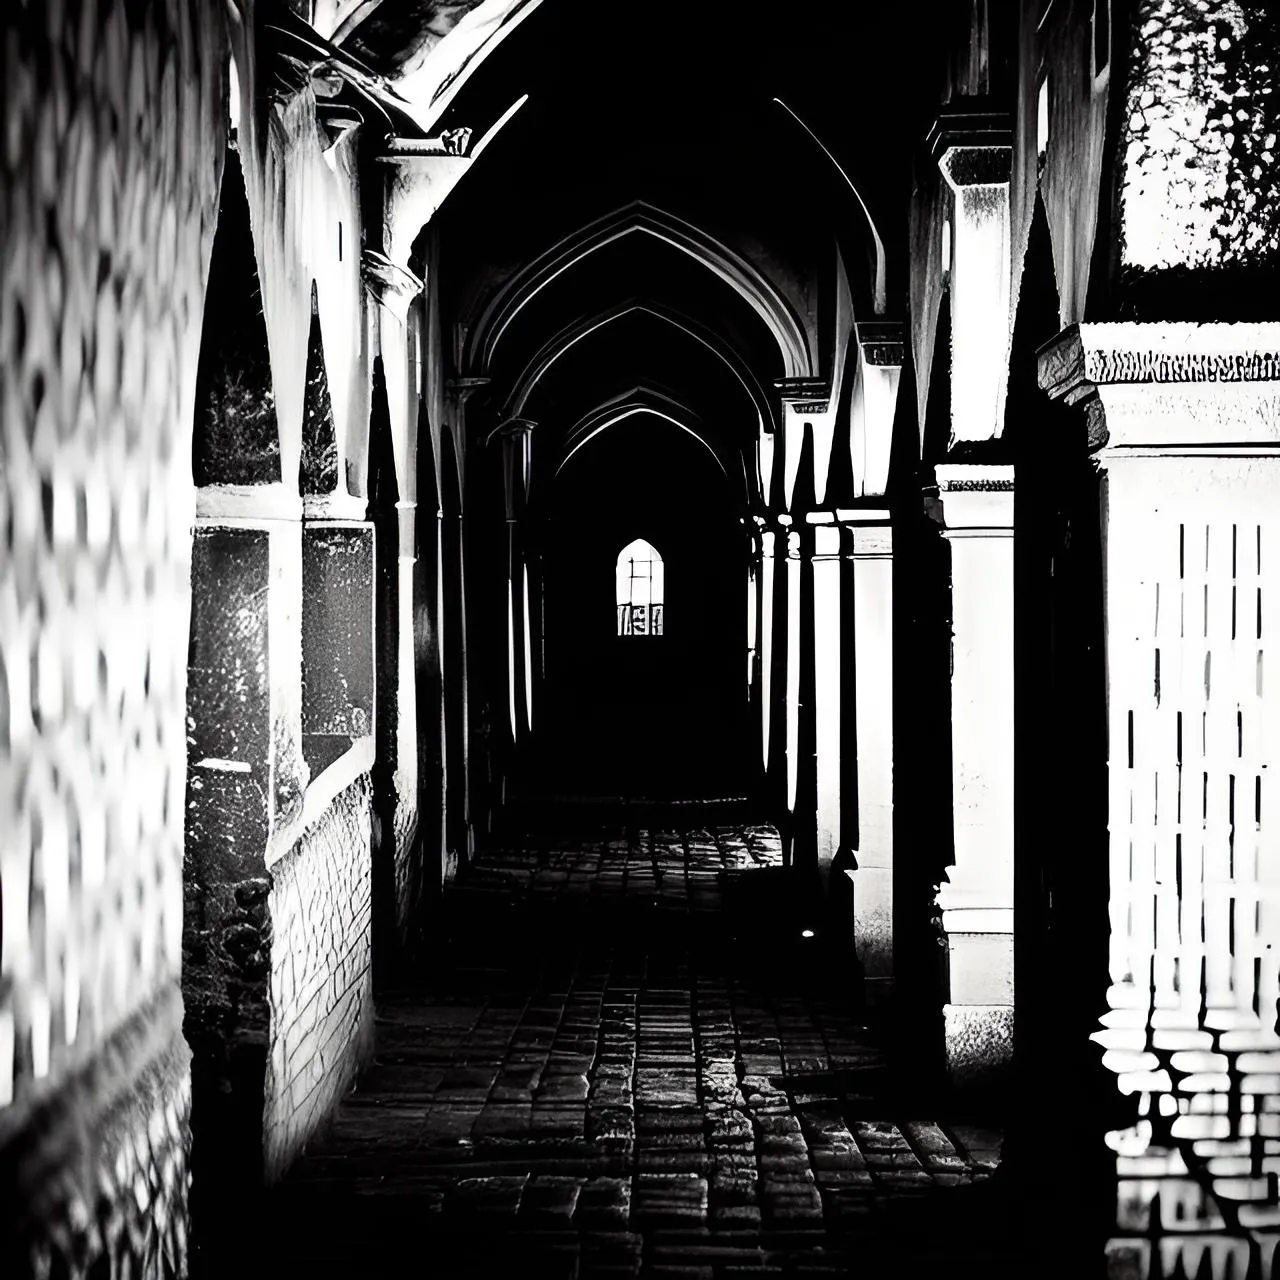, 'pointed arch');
771,98,888,316
504,298,777,435
300,281,339,495
554,387,729,485
467,202,814,379
192,147,280,485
